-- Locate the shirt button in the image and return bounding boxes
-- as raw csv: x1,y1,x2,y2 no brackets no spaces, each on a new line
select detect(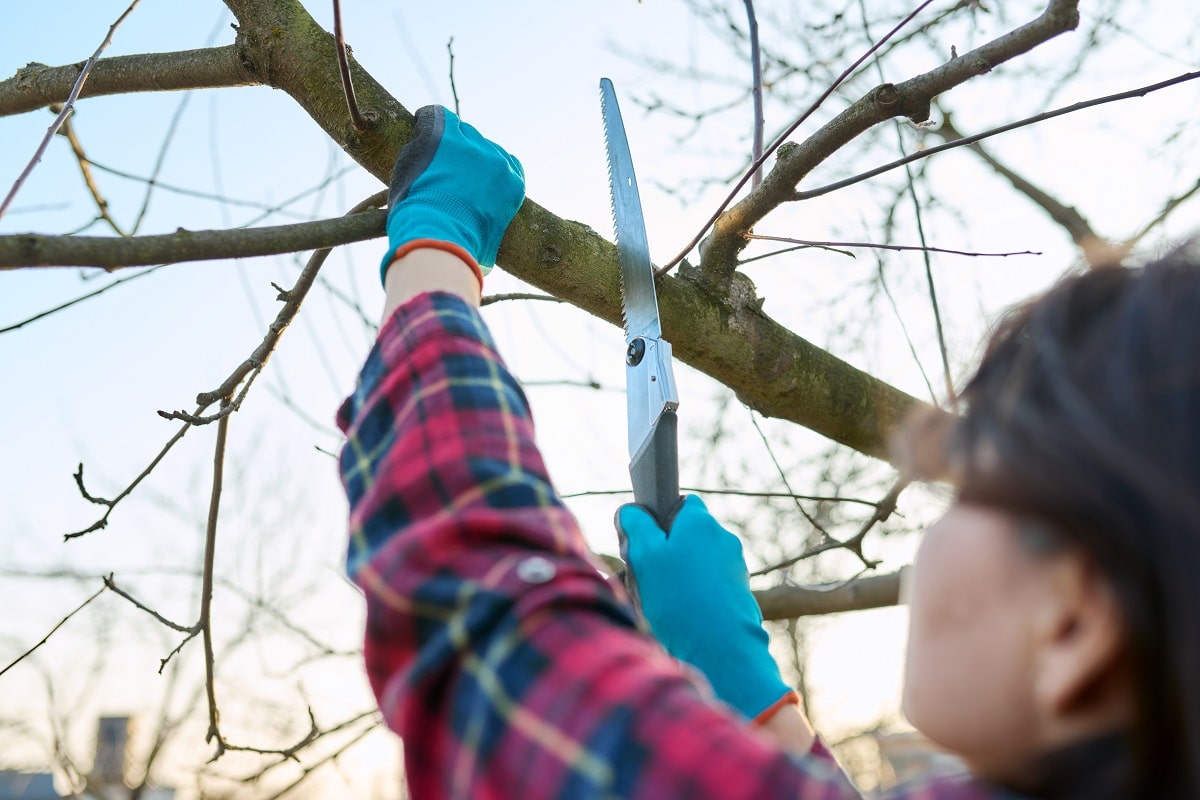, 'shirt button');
517,556,557,584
